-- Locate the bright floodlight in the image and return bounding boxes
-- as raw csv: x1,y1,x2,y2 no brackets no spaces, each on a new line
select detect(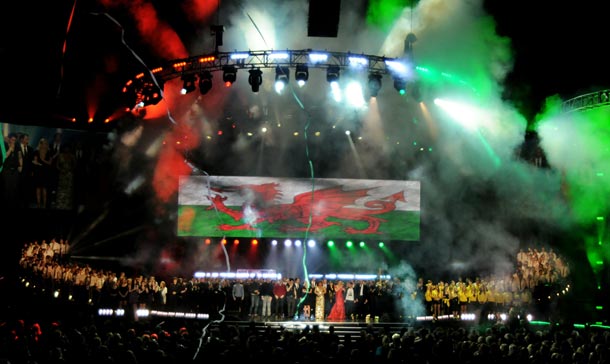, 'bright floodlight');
345,81,365,108
385,59,409,77
348,56,368,68
330,81,342,102
433,98,483,131
180,74,196,95
326,66,340,84
222,65,237,87
269,52,289,60
309,52,328,63
295,64,309,87
275,66,289,94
